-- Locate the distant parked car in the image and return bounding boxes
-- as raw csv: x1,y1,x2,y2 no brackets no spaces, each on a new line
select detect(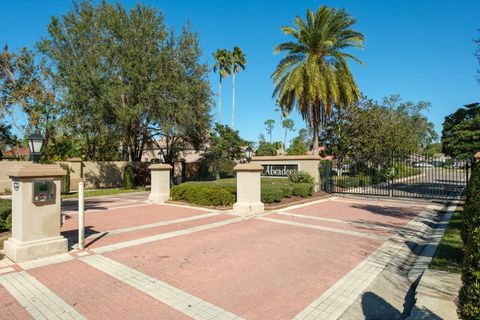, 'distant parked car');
413,162,433,168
